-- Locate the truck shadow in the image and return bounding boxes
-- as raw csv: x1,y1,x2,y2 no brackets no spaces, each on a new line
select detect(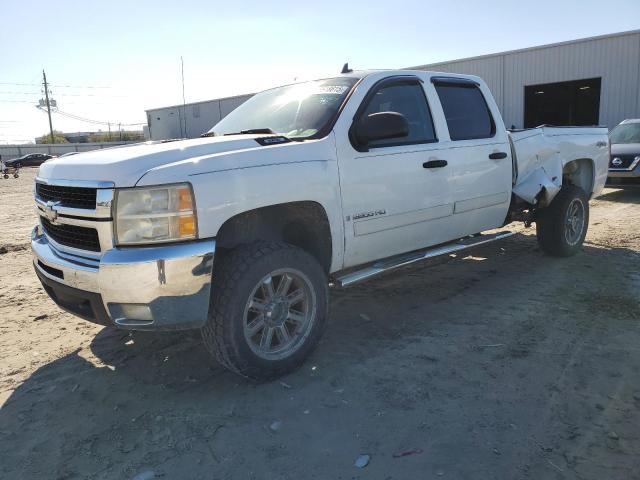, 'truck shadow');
2,234,639,478
598,187,640,204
